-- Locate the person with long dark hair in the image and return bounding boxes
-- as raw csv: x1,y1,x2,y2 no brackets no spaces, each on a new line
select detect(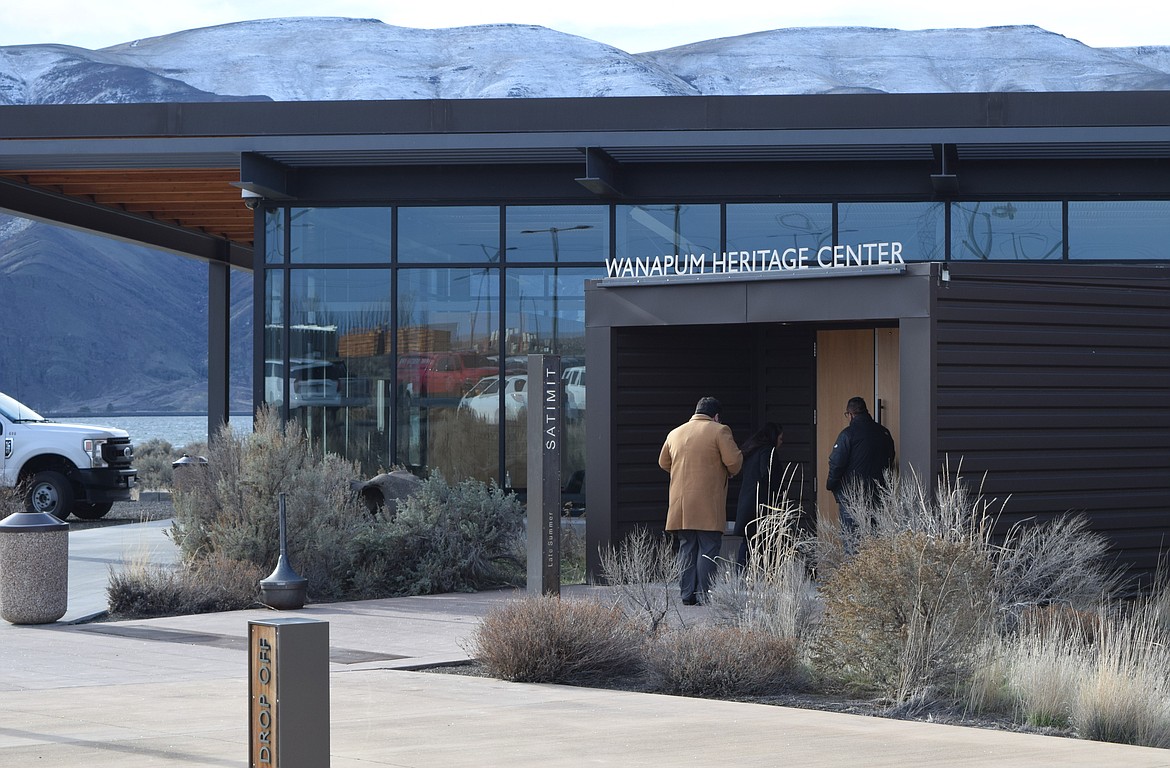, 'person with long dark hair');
733,422,783,567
